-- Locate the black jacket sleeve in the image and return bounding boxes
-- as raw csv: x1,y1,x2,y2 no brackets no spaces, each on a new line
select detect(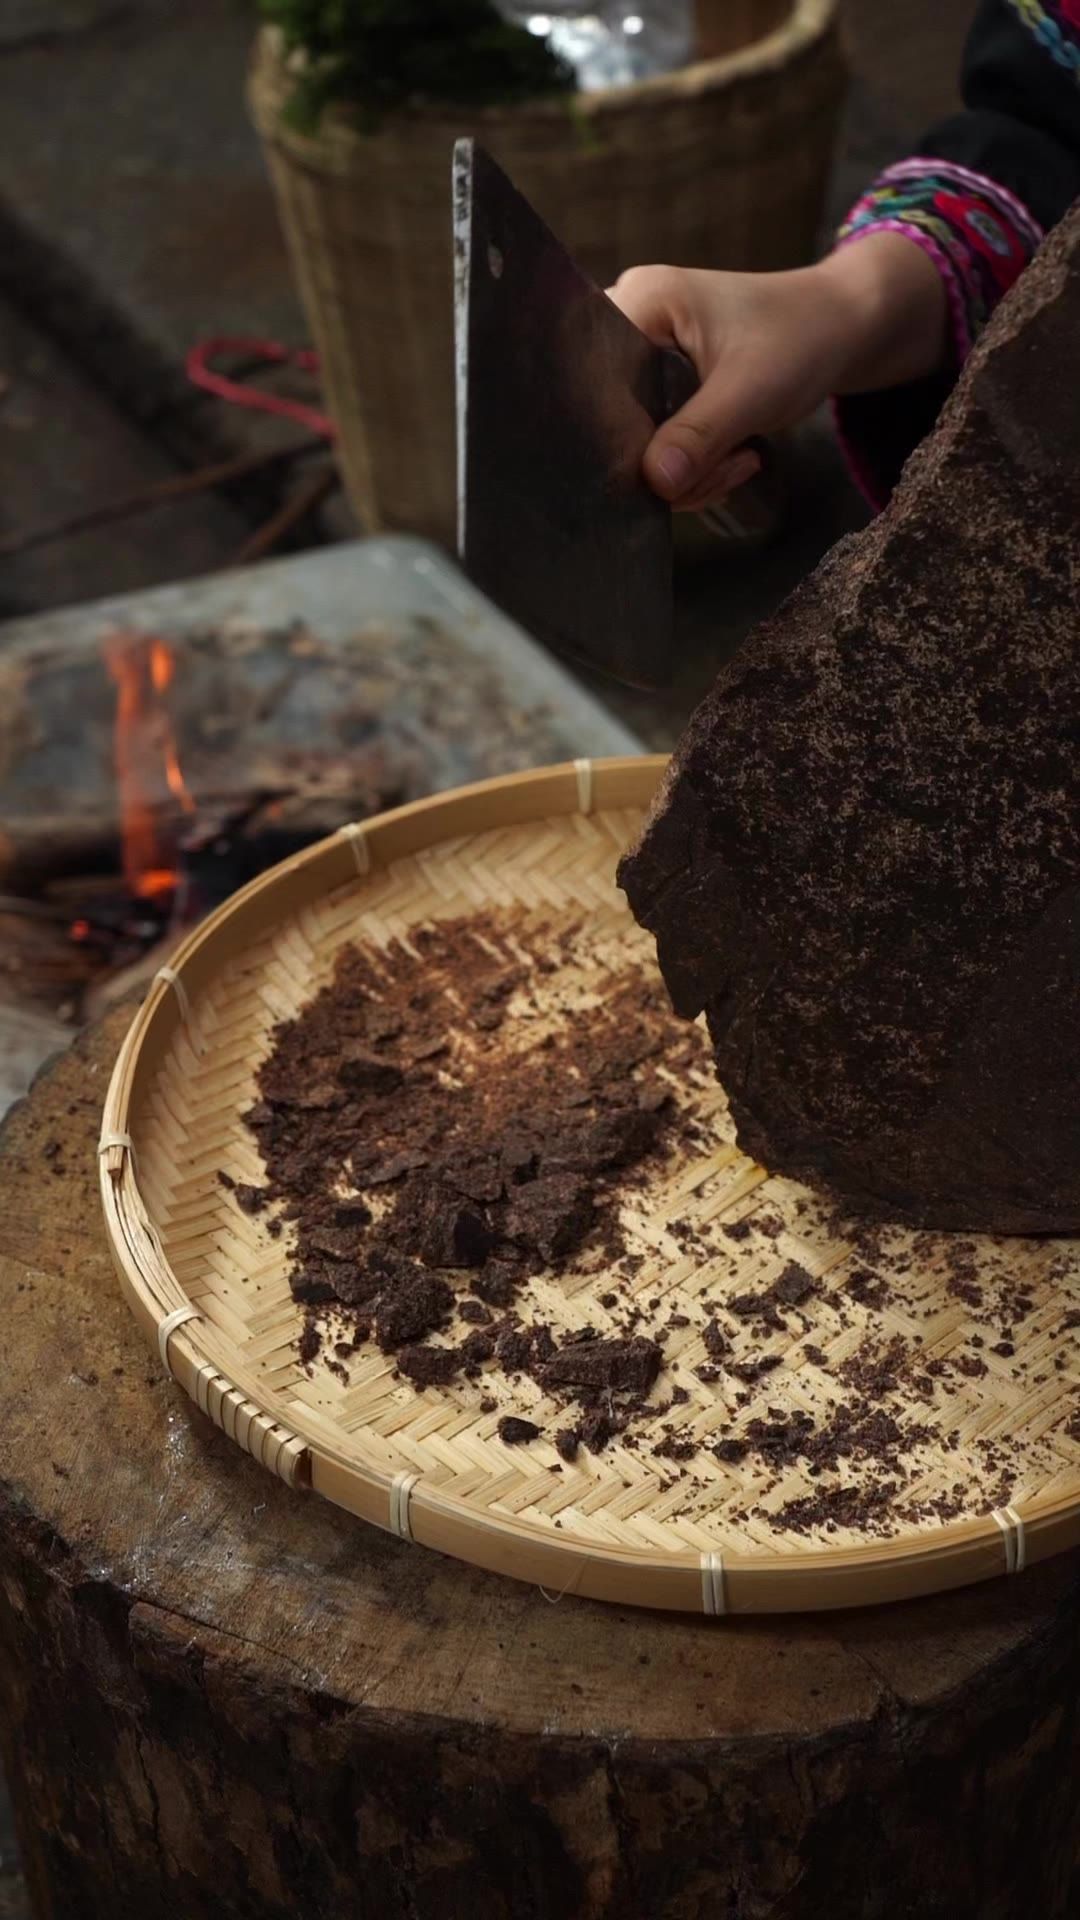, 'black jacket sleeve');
833,0,1080,507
